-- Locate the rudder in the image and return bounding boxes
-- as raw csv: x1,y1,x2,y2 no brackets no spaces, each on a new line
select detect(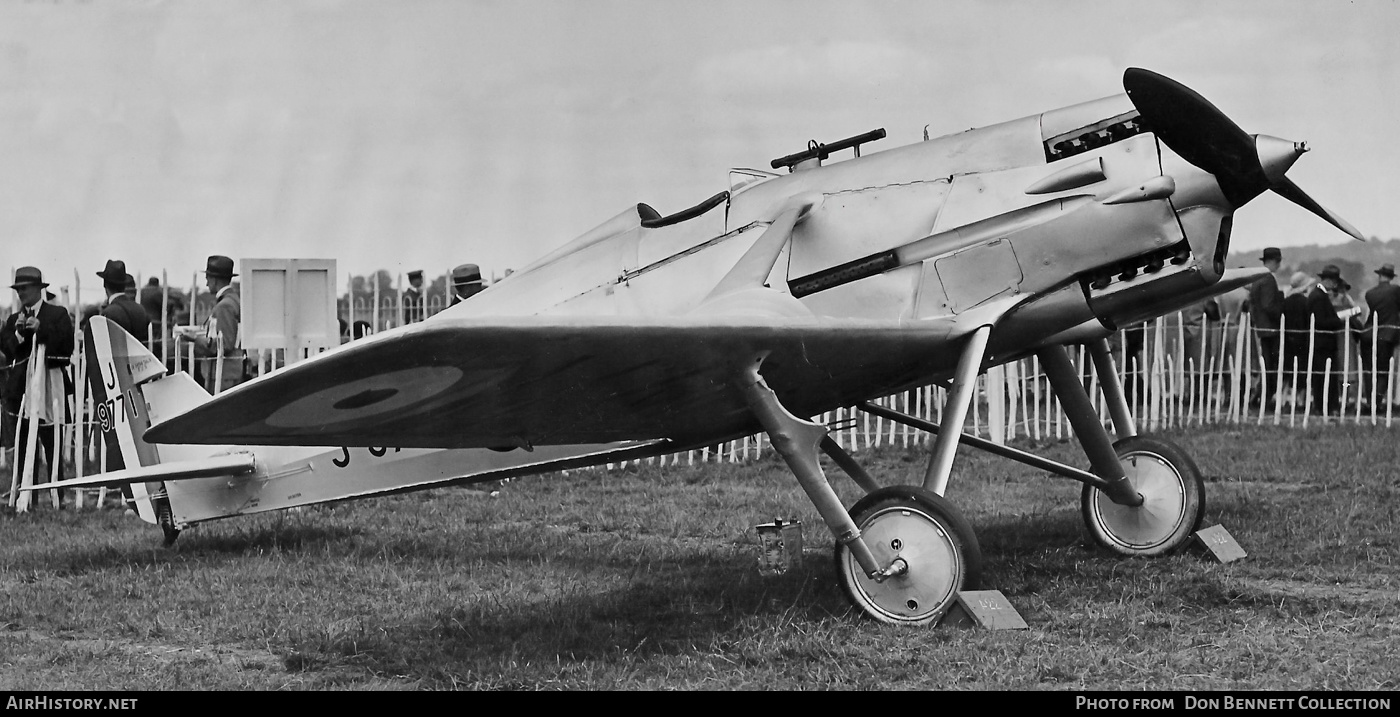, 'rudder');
86,317,211,529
